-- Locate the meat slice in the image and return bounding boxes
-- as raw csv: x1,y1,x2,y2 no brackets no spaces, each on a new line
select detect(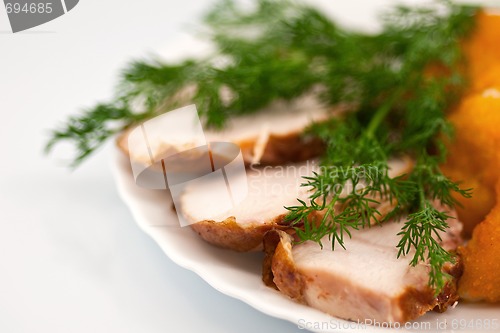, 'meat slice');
117,95,333,166
183,160,318,251
263,213,463,323
183,158,412,252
